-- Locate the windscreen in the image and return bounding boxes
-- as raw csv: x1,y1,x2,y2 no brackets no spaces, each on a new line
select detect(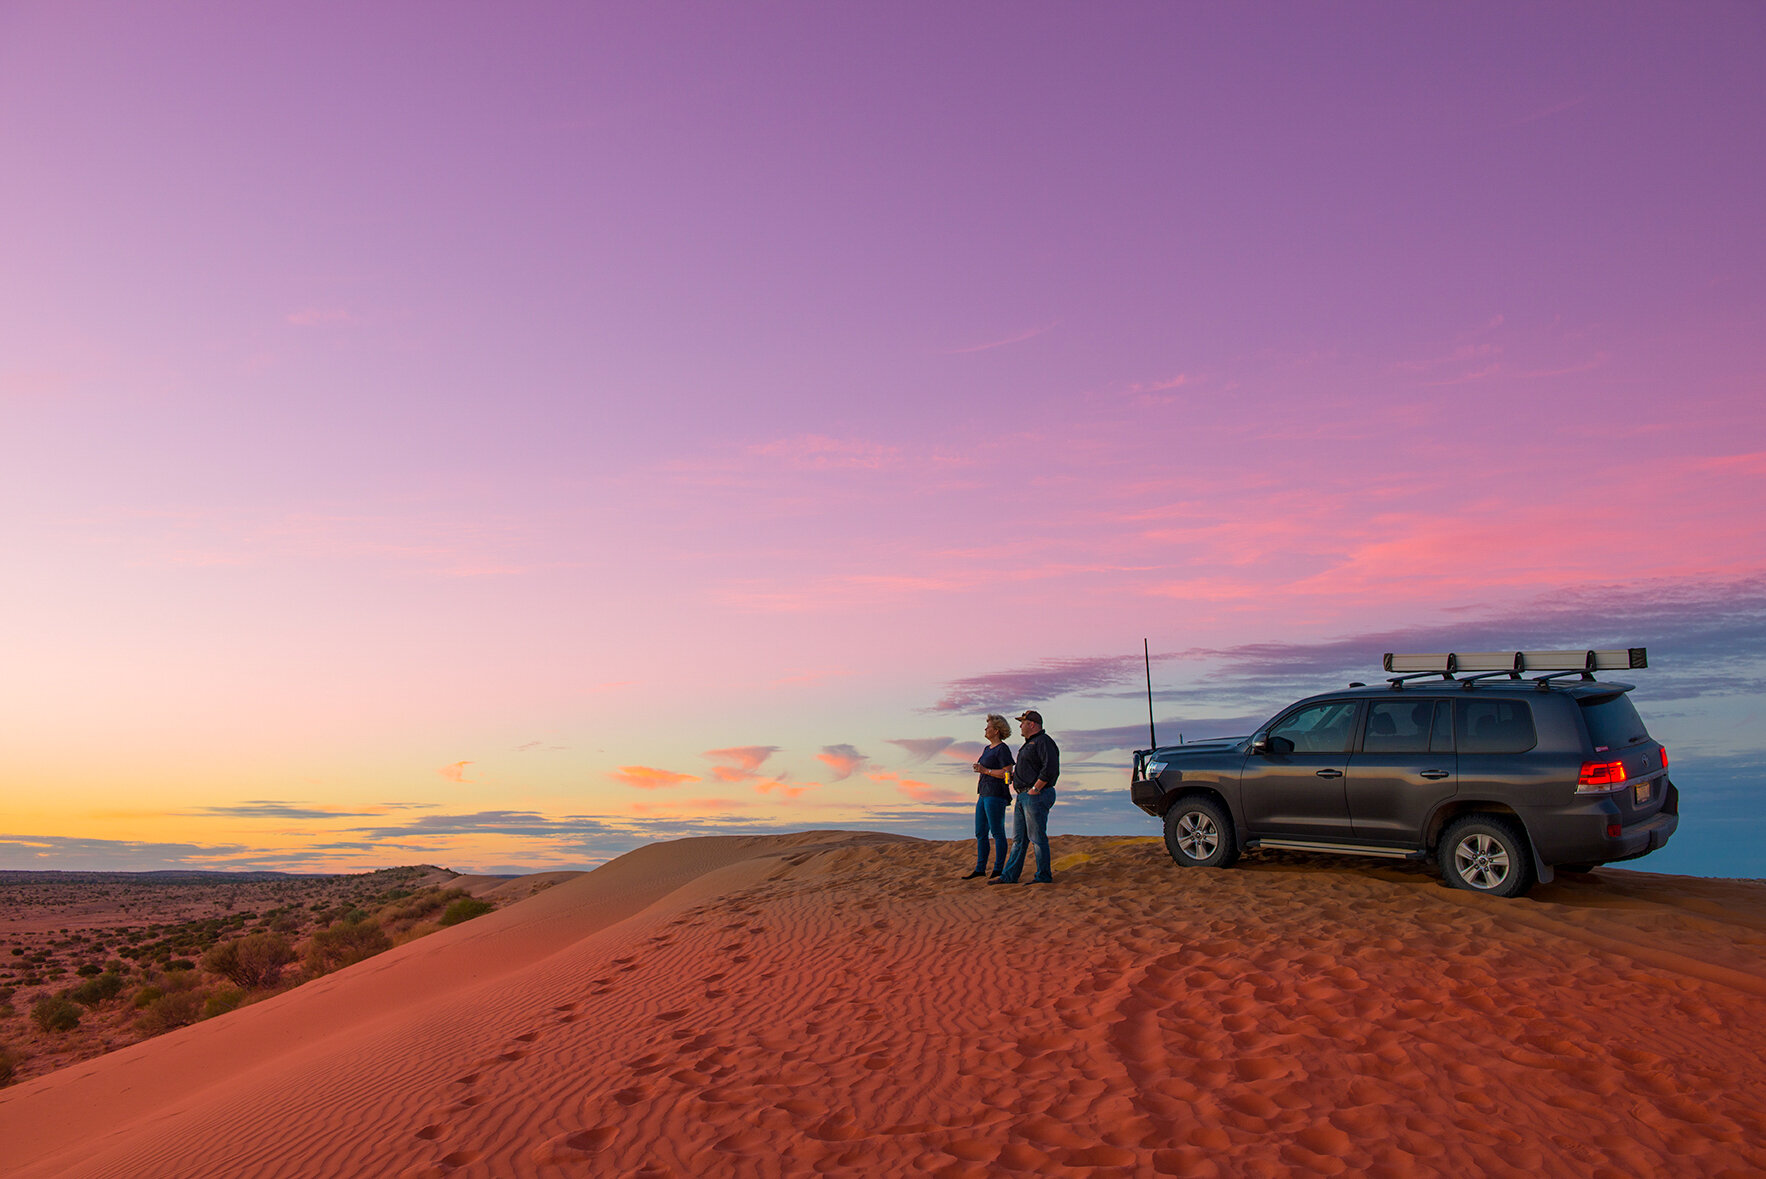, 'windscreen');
1580,693,1650,752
